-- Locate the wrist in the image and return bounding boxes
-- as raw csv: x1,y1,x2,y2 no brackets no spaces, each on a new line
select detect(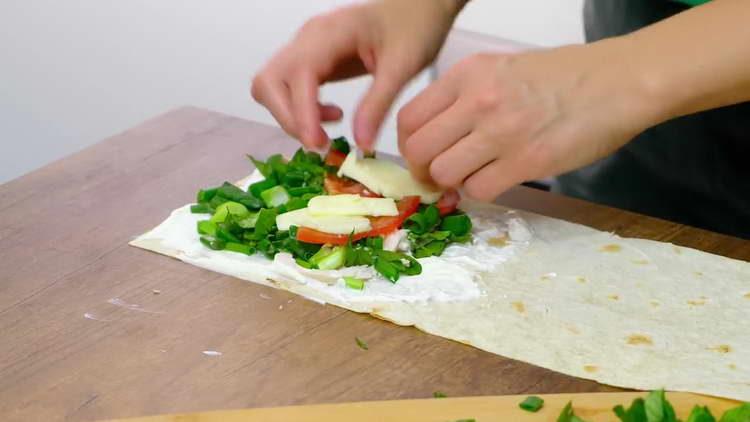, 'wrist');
581,36,674,137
